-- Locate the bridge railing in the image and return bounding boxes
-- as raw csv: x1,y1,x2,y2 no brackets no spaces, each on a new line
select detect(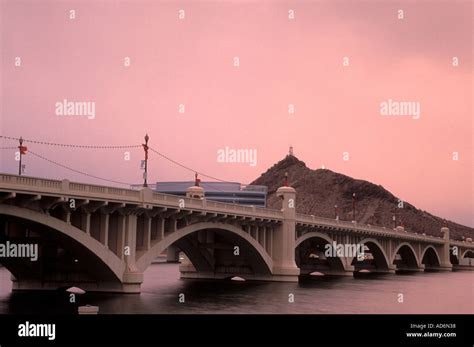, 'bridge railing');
0,173,139,202
205,199,282,218
151,190,283,220
1,174,62,190
296,213,445,243
0,174,142,199
0,173,283,220
69,182,141,198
